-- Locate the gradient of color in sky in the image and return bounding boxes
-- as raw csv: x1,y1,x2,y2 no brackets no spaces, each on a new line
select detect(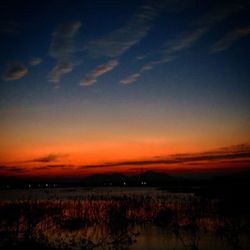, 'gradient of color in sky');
0,0,250,177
